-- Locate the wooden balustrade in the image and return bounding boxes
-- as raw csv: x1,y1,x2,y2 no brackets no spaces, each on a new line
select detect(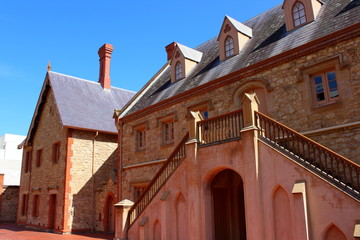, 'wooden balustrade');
255,111,360,199
197,110,244,146
128,132,189,226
